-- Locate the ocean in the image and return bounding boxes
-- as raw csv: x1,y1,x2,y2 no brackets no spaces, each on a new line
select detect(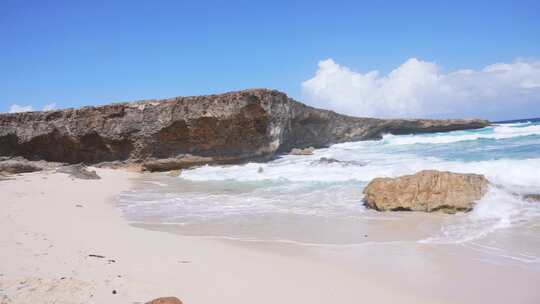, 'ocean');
118,118,540,302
